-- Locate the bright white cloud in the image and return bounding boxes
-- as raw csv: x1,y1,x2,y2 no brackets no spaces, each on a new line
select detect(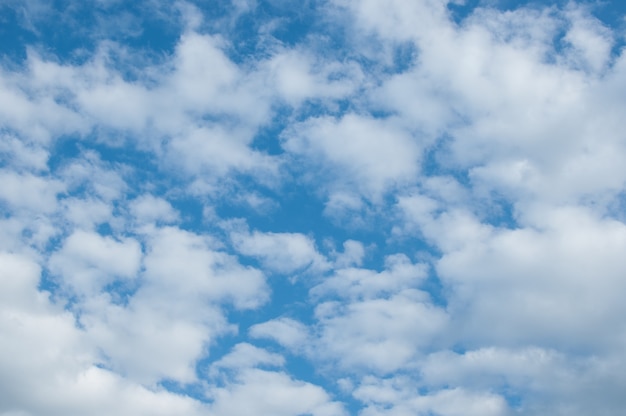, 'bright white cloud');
231,228,329,274
61,197,113,230
312,253,427,300
249,317,310,350
128,194,179,225
313,289,448,373
282,113,421,198
49,230,141,295
209,342,285,372
206,368,347,416
3,0,626,414
436,205,626,349
356,382,510,416
0,170,64,213
262,48,361,105
0,251,208,416
75,226,269,385
332,239,366,268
